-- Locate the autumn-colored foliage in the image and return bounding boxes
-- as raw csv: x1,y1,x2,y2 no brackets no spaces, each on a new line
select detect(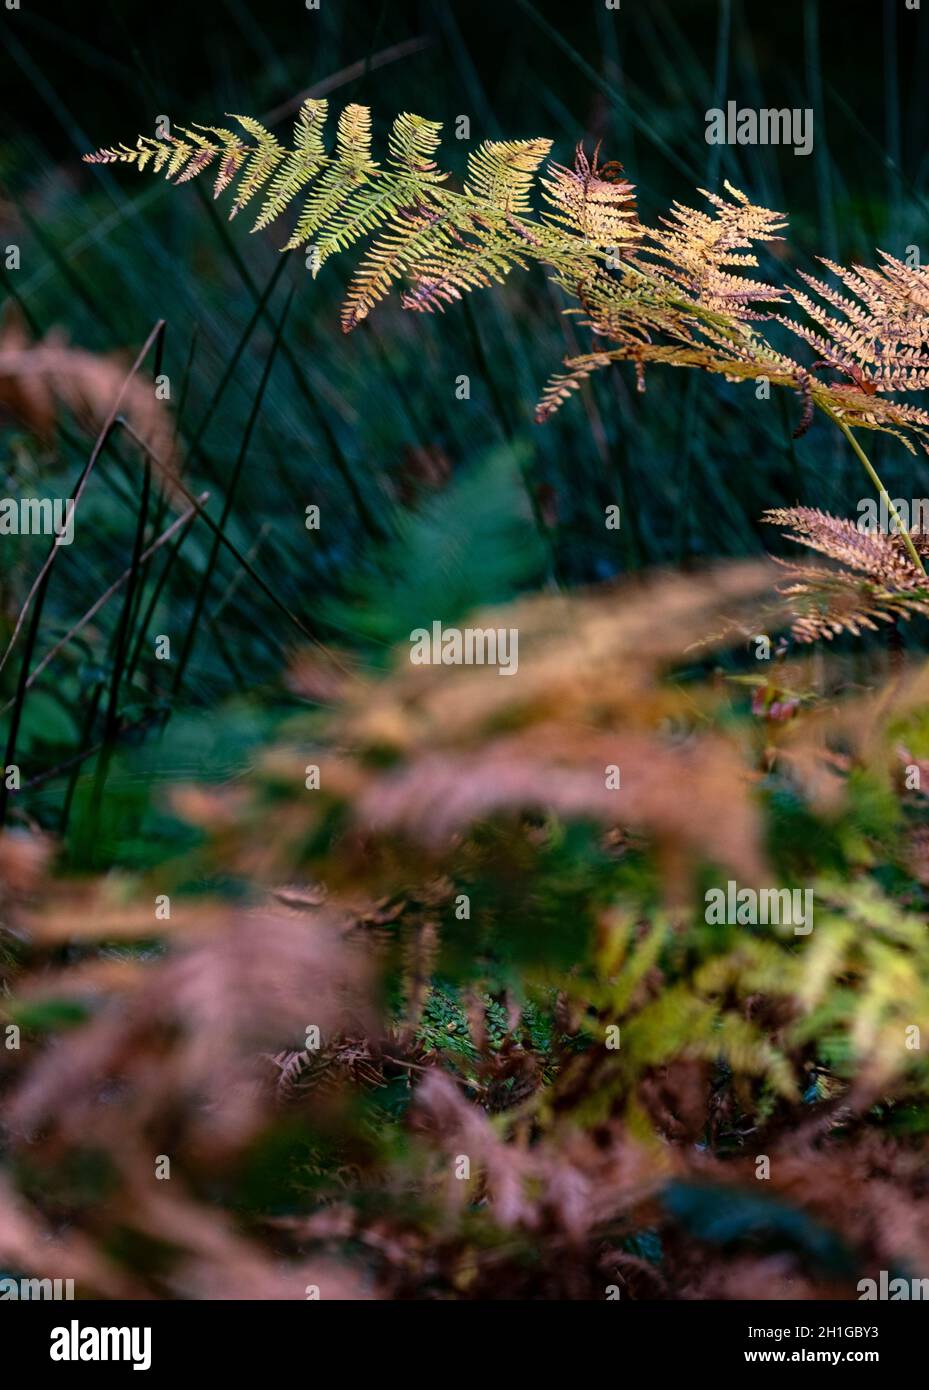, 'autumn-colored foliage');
4,559,929,1298
4,90,929,1305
